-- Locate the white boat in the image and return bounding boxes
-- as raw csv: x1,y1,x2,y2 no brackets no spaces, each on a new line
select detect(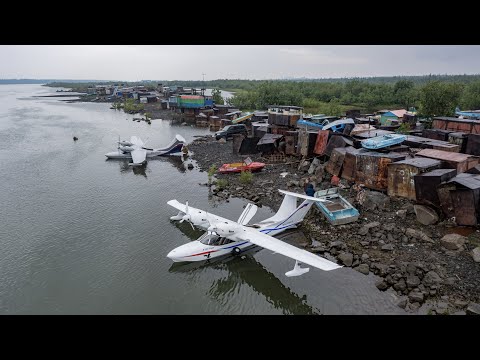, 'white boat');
105,134,186,161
